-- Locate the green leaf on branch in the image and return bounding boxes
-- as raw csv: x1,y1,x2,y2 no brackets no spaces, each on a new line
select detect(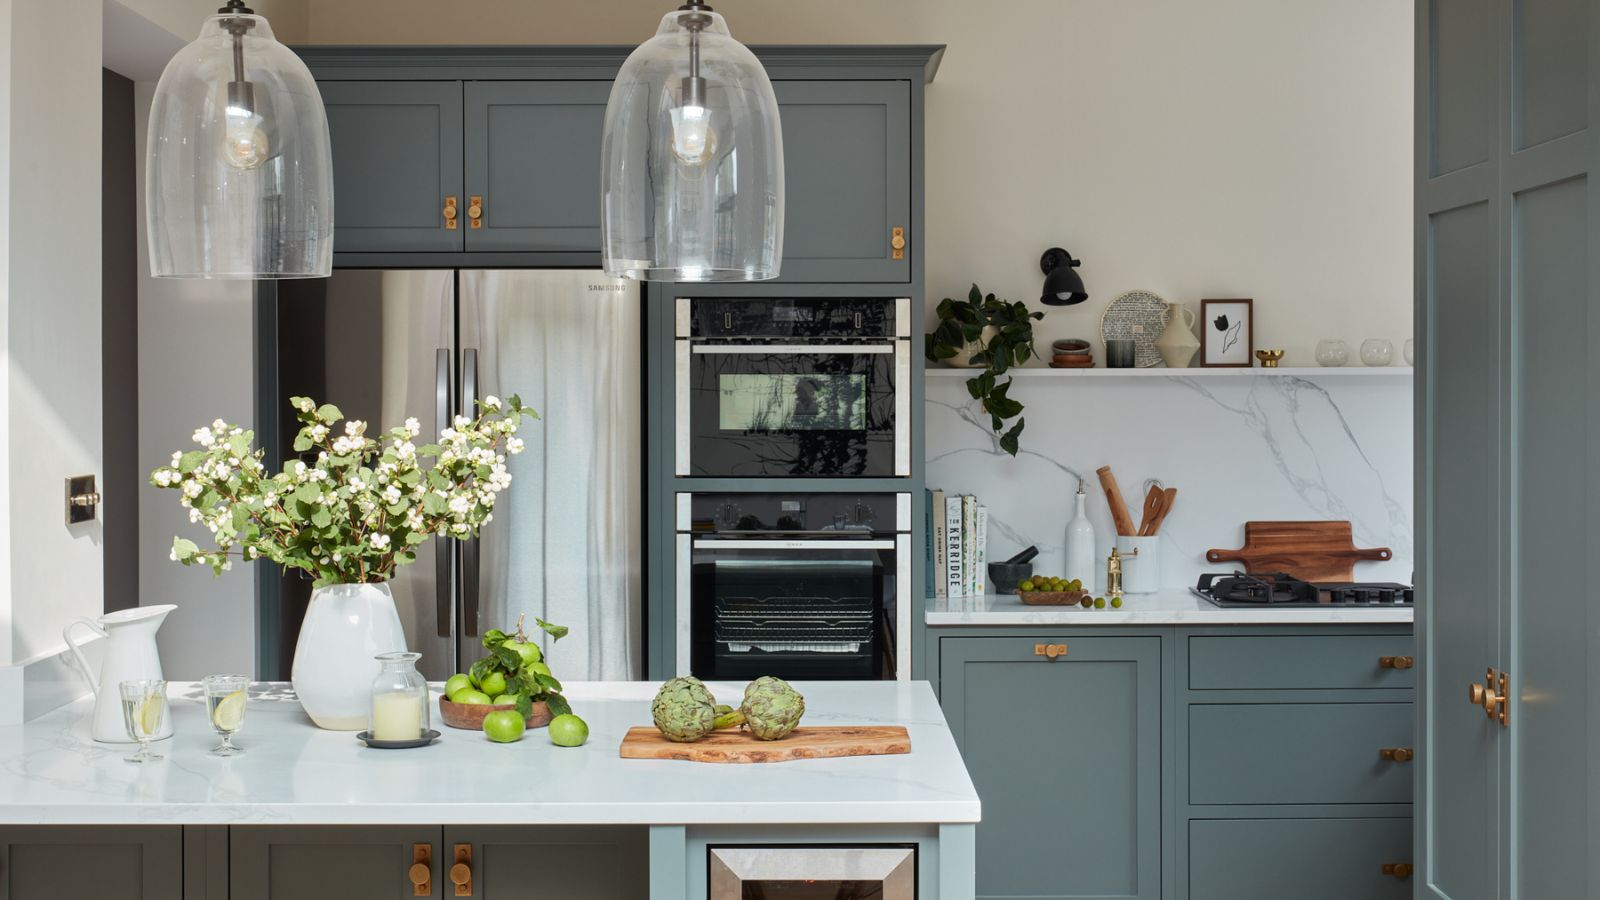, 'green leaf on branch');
535,618,568,642
543,693,572,718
